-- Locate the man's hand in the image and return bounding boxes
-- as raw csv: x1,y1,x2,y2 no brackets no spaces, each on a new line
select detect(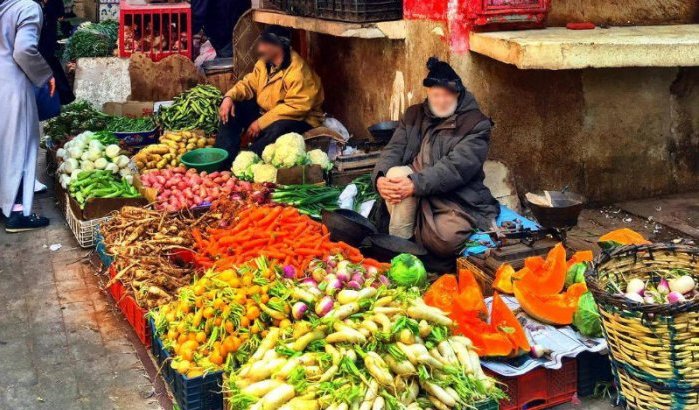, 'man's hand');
377,176,405,205
219,97,234,124
243,120,261,141
388,176,415,201
48,77,56,97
